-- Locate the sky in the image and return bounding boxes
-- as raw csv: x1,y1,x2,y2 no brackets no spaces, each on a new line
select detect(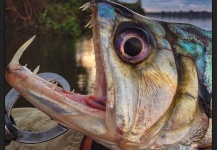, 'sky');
118,0,212,12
